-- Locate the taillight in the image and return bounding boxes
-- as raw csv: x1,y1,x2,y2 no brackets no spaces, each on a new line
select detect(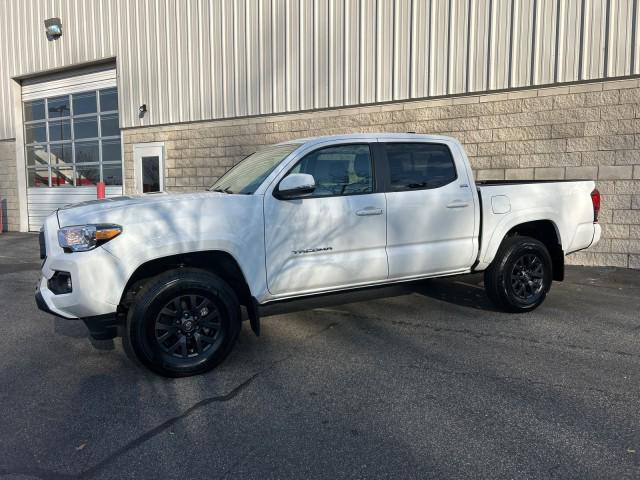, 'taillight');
591,188,601,223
